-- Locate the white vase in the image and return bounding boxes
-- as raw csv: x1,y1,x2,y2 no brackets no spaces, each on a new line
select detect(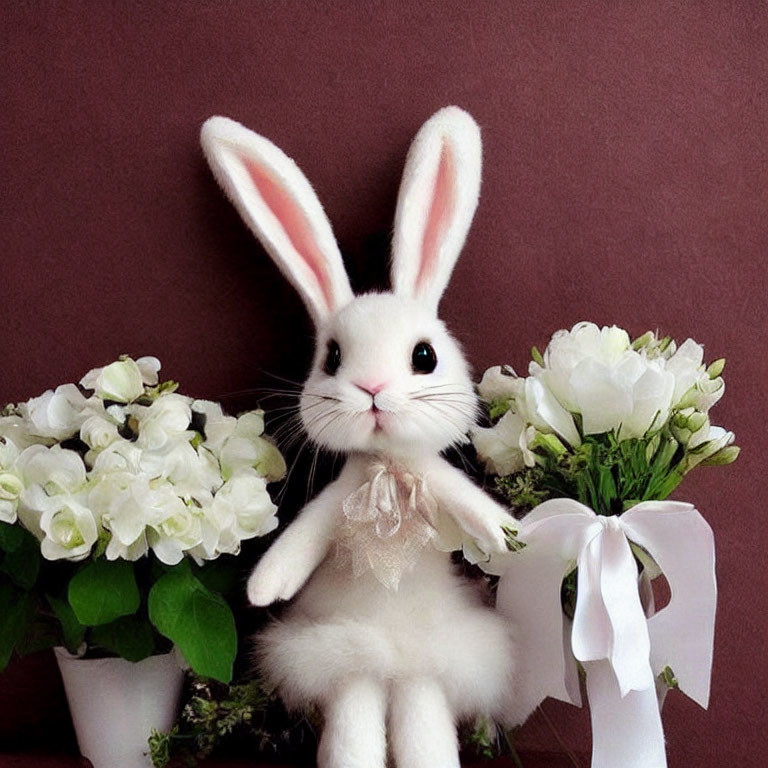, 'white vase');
54,648,185,768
